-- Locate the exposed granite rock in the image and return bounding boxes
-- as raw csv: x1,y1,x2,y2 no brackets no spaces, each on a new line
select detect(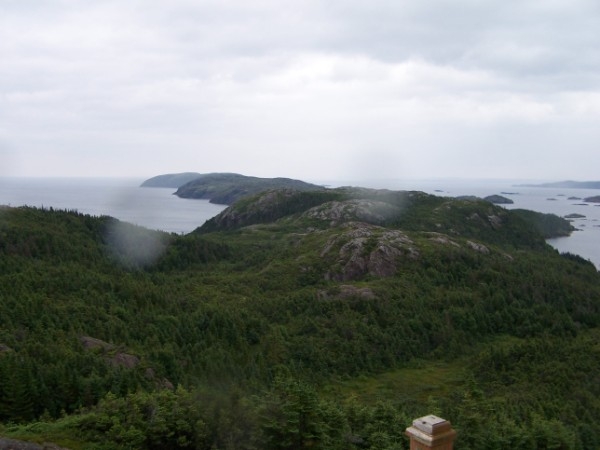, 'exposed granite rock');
426,233,460,247
0,344,13,353
108,352,140,369
487,214,503,229
465,212,504,230
80,336,139,368
79,336,114,351
303,199,402,226
144,369,174,390
467,240,490,254
80,336,173,388
321,223,418,281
